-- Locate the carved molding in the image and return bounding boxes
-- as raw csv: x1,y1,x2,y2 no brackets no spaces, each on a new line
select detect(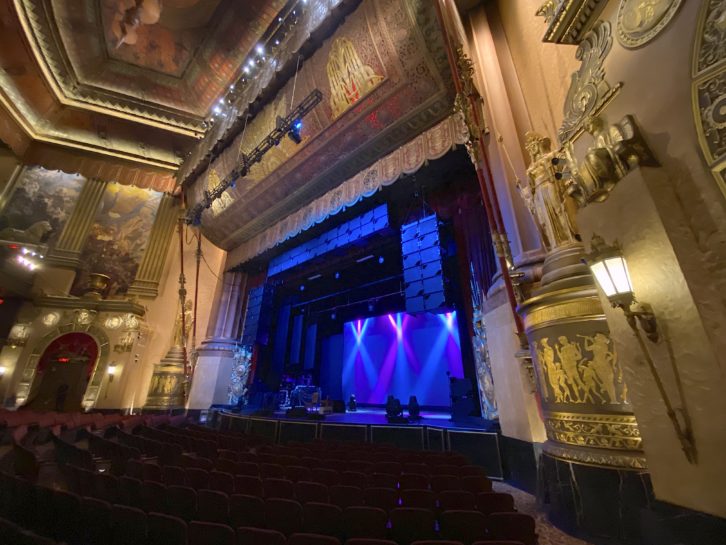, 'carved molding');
559,21,622,144
536,0,608,44
616,0,683,49
545,412,643,451
692,0,726,197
